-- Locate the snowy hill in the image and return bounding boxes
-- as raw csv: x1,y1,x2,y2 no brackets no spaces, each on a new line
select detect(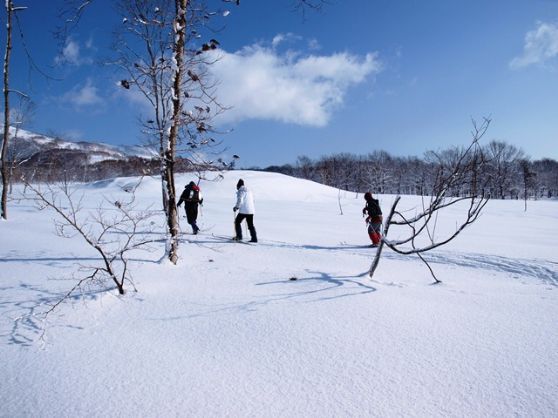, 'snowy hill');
1,170,557,417
3,126,157,162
